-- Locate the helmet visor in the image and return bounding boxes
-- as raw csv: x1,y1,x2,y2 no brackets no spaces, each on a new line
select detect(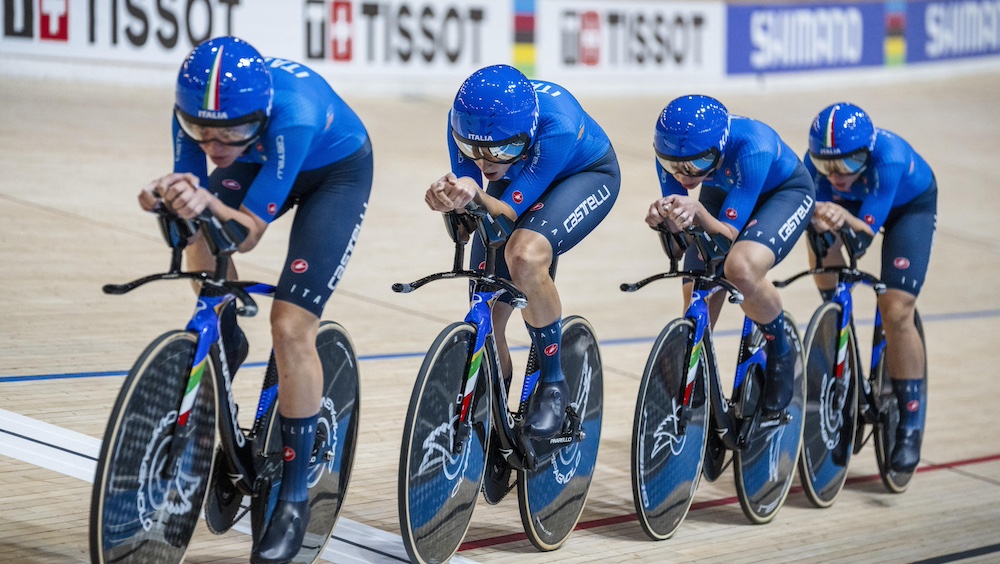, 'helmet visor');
452,131,529,165
175,108,266,146
810,149,869,176
655,147,720,178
